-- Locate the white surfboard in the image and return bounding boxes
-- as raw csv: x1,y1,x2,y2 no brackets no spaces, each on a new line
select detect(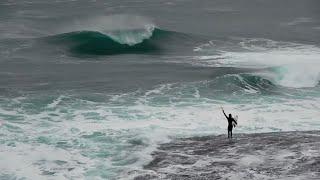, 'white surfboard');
233,115,238,127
